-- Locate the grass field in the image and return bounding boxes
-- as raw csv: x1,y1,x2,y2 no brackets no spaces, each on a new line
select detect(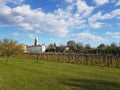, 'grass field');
0,57,120,90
